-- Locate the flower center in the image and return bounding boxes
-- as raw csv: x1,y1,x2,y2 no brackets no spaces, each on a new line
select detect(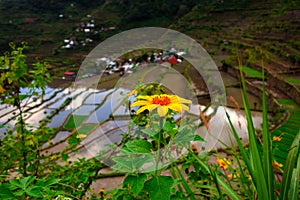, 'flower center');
152,96,171,106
